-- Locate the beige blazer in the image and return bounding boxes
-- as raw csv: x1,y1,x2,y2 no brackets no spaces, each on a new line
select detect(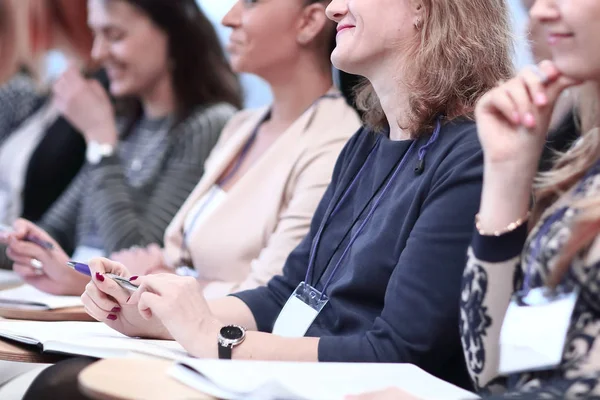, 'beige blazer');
163,92,361,298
